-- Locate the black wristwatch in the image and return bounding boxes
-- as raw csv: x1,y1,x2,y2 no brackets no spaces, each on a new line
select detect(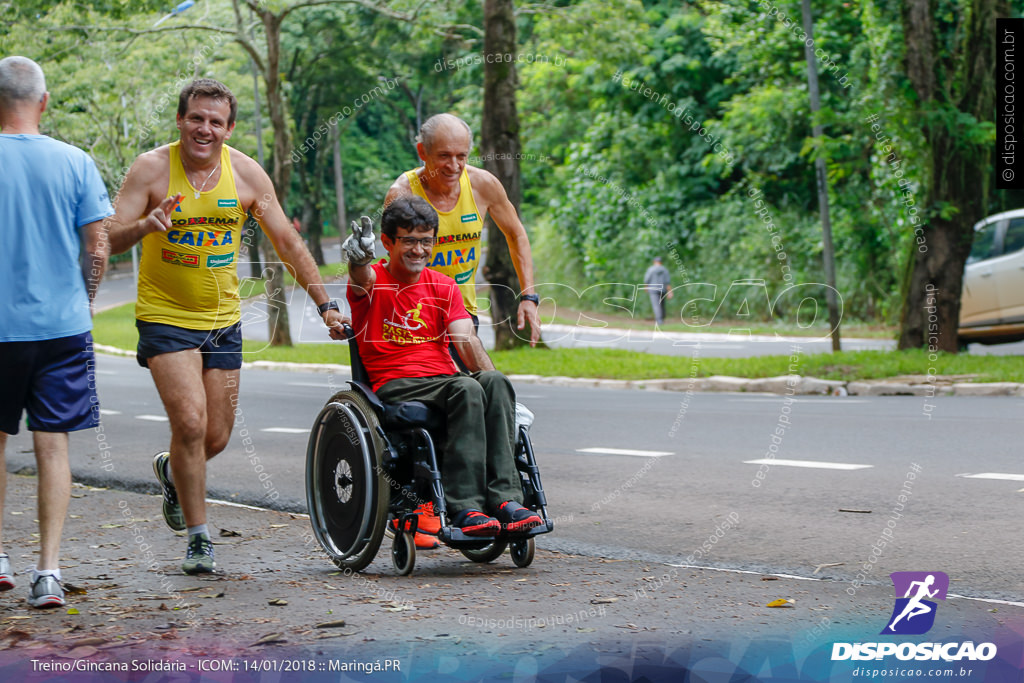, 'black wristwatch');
520,294,540,305
317,300,340,316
